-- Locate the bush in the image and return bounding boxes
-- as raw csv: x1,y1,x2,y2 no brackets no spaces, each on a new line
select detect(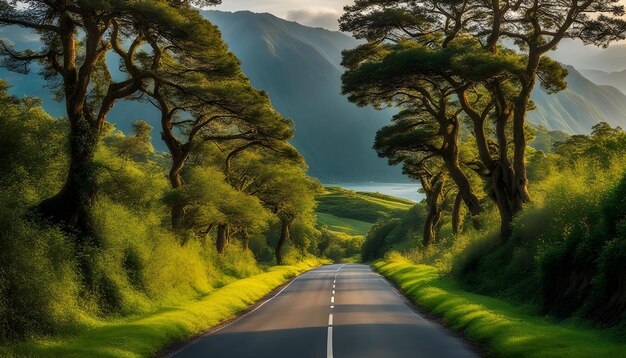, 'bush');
0,209,85,341
319,229,364,263
361,204,427,262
